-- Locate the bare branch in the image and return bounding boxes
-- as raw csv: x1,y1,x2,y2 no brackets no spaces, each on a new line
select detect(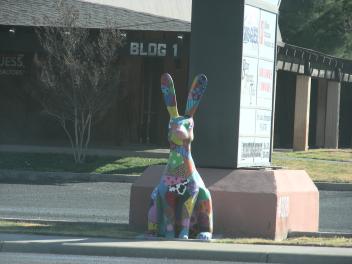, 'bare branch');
32,0,123,163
